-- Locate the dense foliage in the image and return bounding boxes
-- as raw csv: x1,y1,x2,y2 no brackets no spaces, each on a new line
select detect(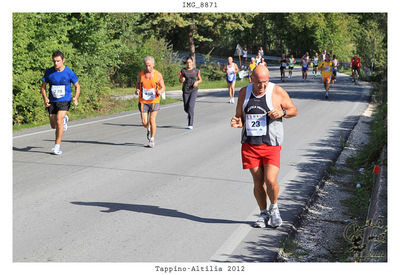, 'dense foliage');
13,12,387,125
